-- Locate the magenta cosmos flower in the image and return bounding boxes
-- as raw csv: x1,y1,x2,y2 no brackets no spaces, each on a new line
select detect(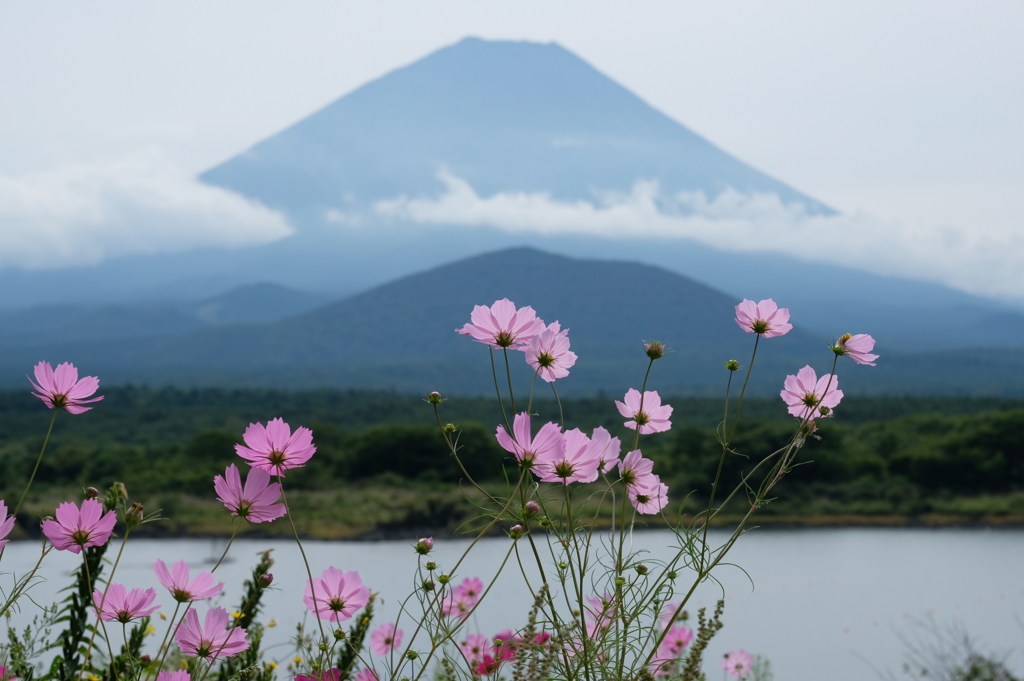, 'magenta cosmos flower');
0,665,19,681
524,321,577,382
734,299,792,338
303,567,370,622
41,499,116,553
354,670,378,681
456,298,546,350
651,626,694,676
175,607,248,659
0,501,14,552
156,673,190,681
722,649,754,678
296,671,341,681
235,418,316,475
29,361,103,414
832,333,879,366
92,583,160,623
616,389,672,434
154,559,223,602
370,623,403,655
535,428,601,485
213,464,285,523
780,366,844,420
495,412,564,471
